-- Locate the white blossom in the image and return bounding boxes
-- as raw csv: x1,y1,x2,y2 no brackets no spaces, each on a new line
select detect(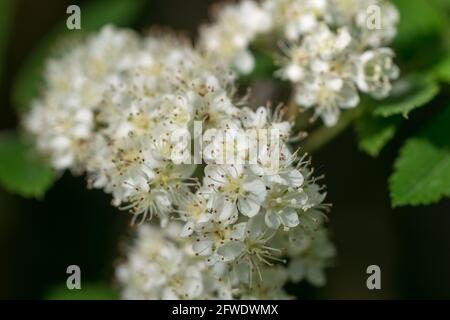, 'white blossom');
24,13,340,300
199,0,400,126
116,224,233,299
